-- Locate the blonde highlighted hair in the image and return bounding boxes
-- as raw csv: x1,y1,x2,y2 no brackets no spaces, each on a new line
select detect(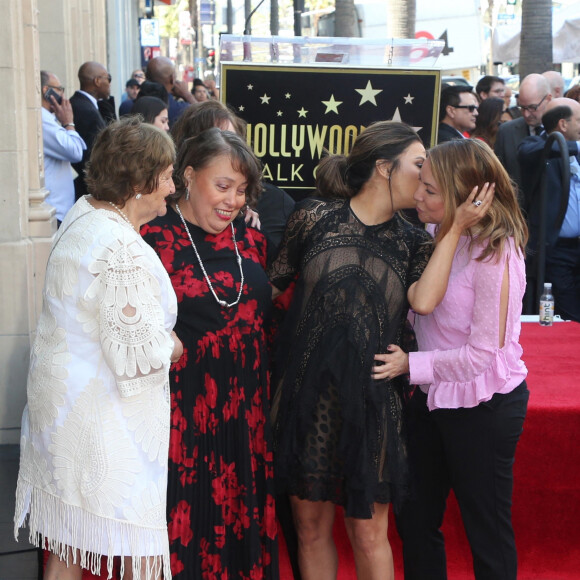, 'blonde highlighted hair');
428,139,528,261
